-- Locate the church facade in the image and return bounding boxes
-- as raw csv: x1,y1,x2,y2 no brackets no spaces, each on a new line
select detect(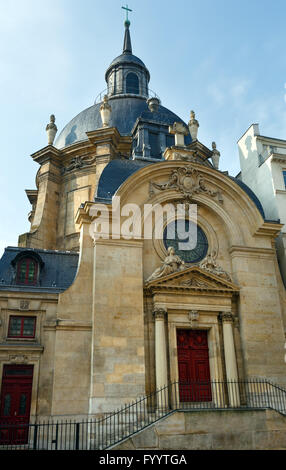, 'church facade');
0,21,286,446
